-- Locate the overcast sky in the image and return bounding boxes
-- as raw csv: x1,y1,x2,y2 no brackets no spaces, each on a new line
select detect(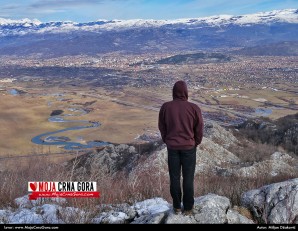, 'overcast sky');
1,0,298,22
